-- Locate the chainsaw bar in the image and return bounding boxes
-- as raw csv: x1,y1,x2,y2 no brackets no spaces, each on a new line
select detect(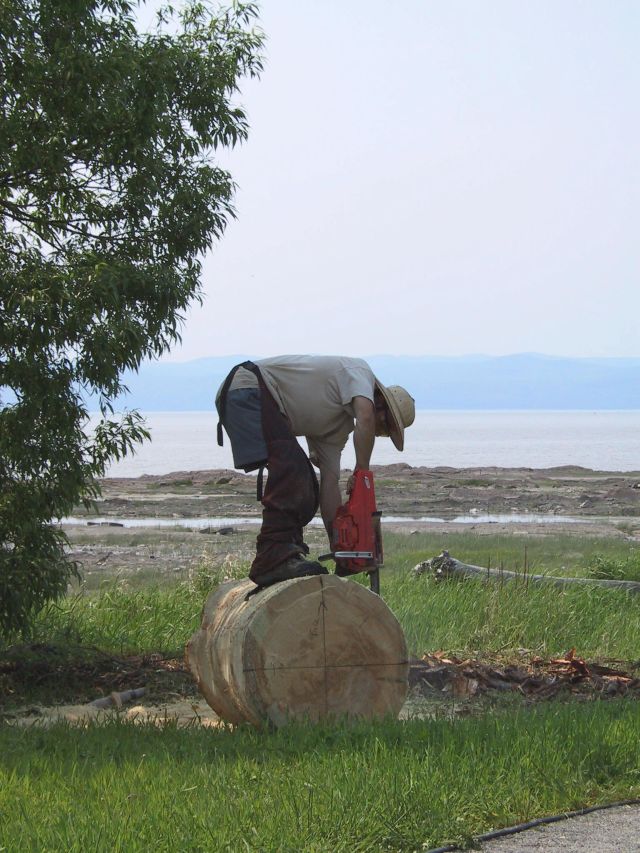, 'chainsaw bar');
369,569,380,595
333,550,374,559
317,552,380,594
317,551,374,561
